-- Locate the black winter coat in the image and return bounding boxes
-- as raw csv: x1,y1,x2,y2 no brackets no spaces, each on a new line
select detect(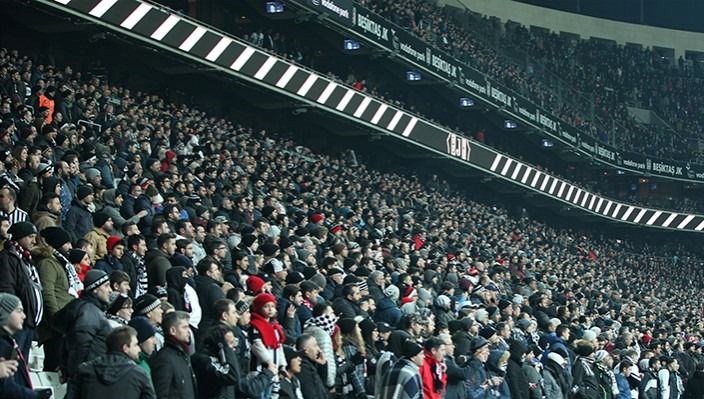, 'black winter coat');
194,275,225,329
150,339,197,399
63,200,93,242
58,294,113,377
332,297,365,319
66,352,155,399
298,357,329,399
686,370,704,399
0,244,41,328
191,342,273,399
506,357,530,399
0,330,35,399
452,330,473,358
